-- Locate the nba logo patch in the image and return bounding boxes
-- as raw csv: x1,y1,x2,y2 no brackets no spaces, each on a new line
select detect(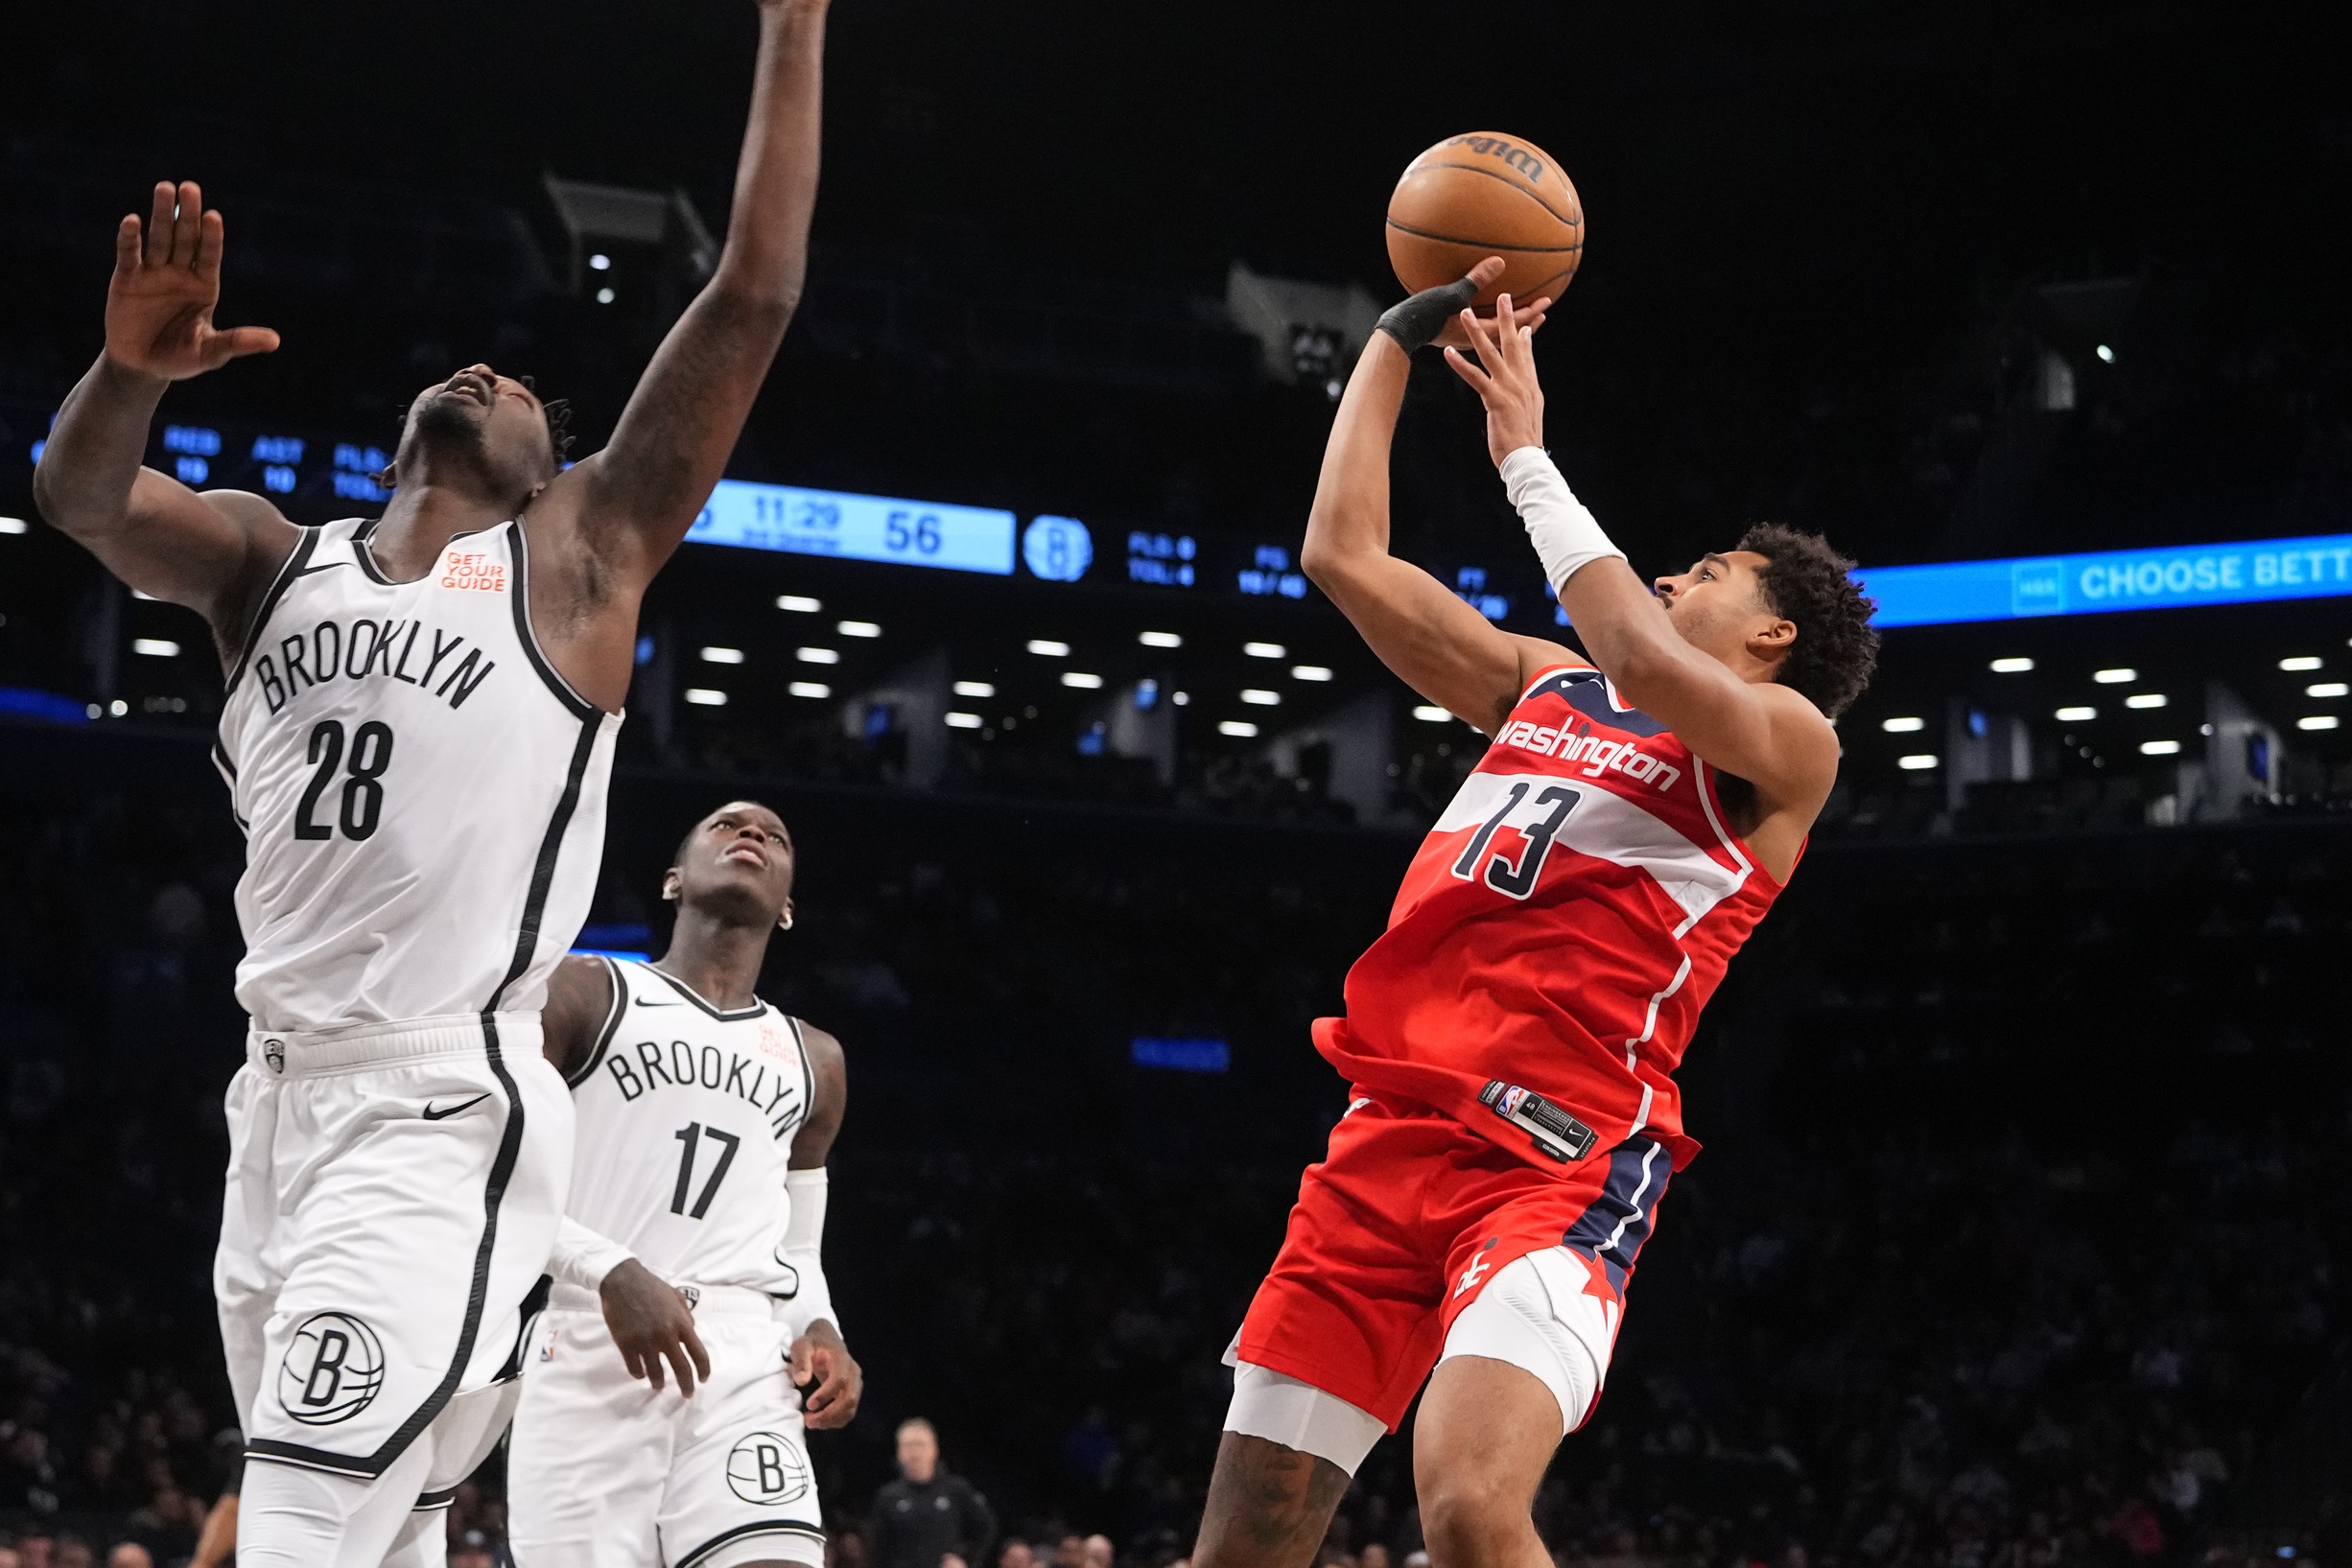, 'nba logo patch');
277,1312,385,1425
263,1038,286,1074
